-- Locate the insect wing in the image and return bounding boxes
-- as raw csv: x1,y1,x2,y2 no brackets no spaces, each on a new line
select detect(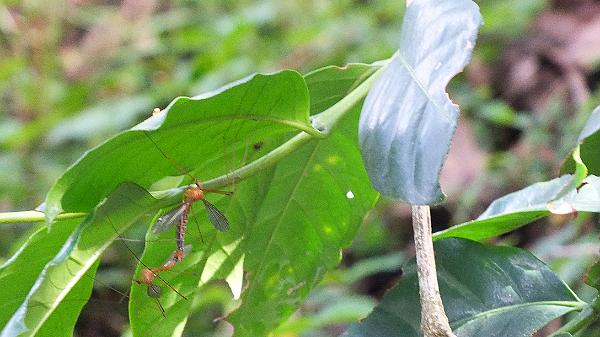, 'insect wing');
165,244,193,263
153,205,186,234
202,200,230,232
